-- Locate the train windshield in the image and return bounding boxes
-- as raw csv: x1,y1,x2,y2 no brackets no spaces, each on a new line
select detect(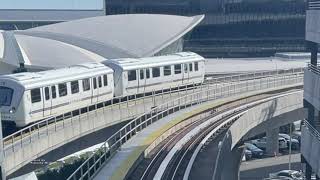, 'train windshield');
0,86,13,106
